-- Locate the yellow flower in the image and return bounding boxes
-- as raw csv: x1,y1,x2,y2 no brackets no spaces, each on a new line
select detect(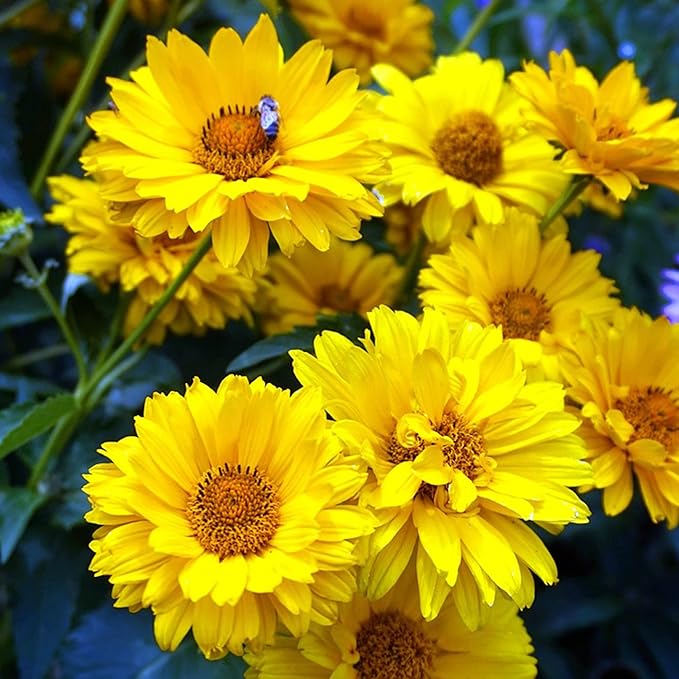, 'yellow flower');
372,52,568,244
288,0,434,85
244,562,537,679
45,175,256,345
418,208,620,379
81,14,386,274
256,238,403,335
292,306,591,629
510,49,679,200
562,308,679,528
83,376,376,658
